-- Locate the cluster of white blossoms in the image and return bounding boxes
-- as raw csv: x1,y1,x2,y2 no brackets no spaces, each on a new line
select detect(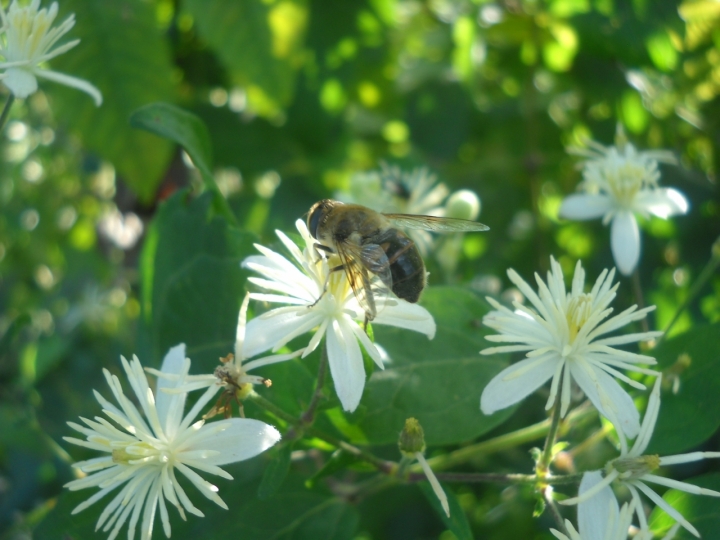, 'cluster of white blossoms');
558,133,687,276
479,255,719,538
64,345,281,540
241,218,436,412
0,0,102,104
